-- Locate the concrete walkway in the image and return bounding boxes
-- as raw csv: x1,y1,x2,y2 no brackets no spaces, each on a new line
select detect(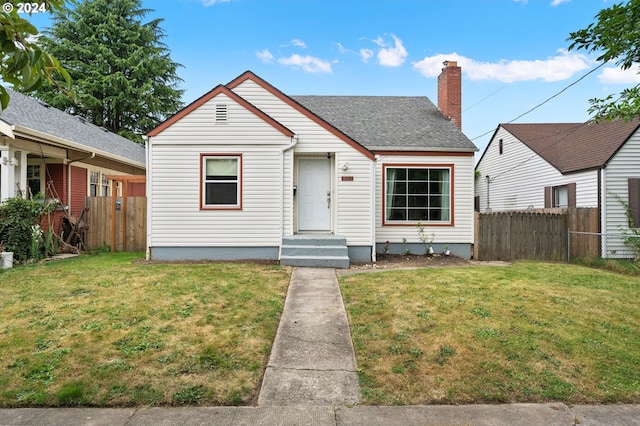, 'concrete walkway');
258,267,361,406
